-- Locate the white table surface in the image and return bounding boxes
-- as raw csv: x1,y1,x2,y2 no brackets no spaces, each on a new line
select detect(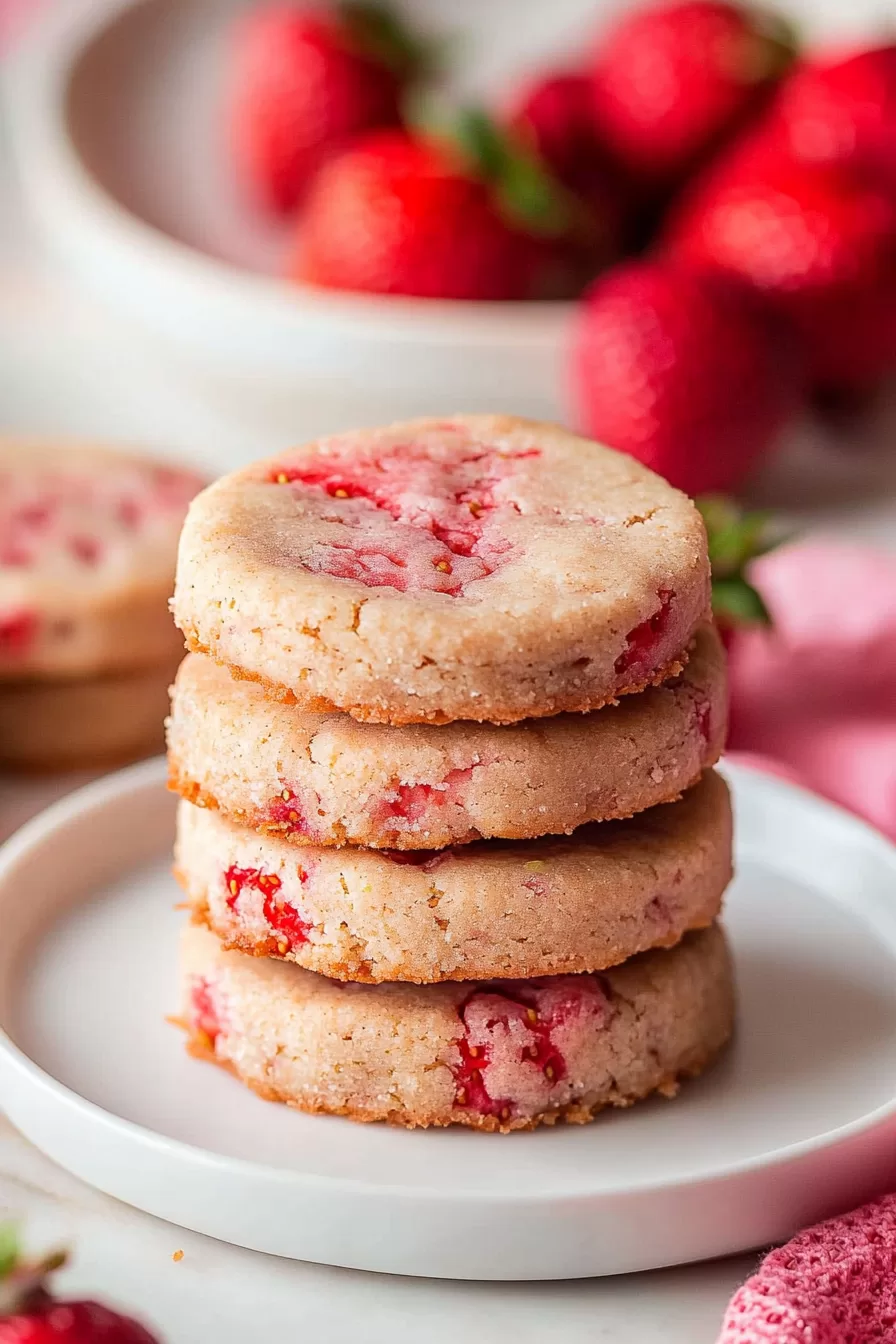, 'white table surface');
2,34,896,1338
